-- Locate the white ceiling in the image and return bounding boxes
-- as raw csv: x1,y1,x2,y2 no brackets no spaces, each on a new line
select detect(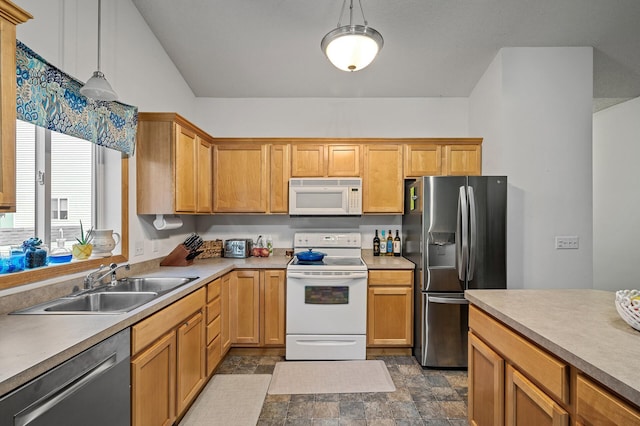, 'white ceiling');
131,0,640,110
